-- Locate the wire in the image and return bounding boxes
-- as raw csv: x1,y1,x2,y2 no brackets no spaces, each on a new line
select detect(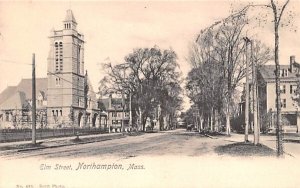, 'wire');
0,59,31,65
